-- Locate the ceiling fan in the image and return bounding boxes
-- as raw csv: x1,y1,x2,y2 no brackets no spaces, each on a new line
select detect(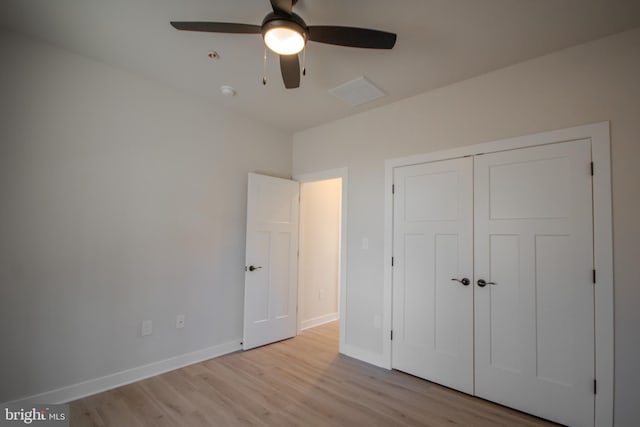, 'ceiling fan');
170,0,397,89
